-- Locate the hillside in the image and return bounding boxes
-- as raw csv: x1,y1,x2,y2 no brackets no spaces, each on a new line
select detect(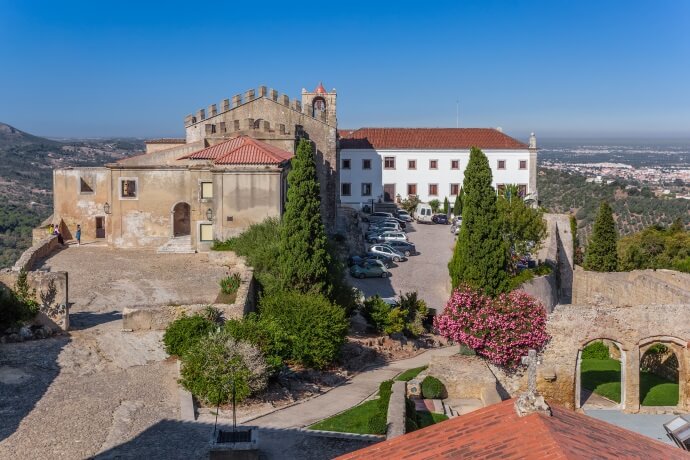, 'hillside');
0,122,144,268
538,167,690,244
